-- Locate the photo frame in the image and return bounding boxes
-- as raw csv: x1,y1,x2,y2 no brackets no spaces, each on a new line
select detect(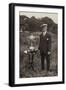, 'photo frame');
9,3,65,87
